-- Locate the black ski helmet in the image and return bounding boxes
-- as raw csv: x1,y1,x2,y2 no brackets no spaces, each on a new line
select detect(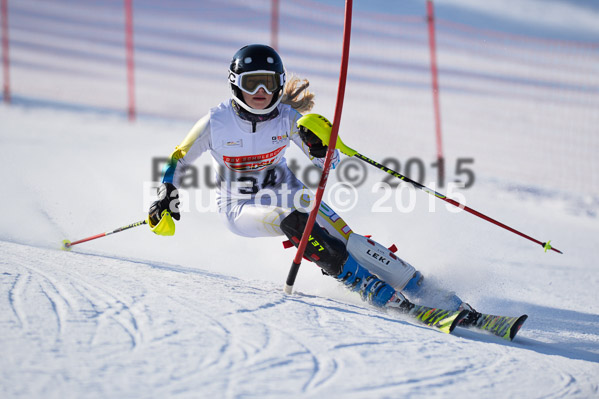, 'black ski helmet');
228,44,286,115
